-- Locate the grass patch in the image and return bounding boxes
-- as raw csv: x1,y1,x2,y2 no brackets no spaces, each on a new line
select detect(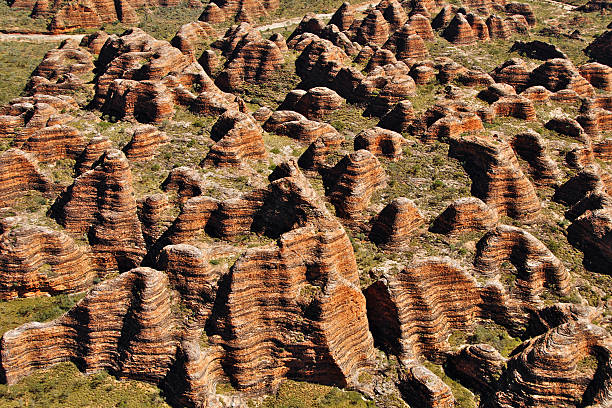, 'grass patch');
0,362,170,407
254,380,375,408
0,41,60,105
0,2,49,32
448,321,522,358
0,293,86,337
422,361,478,408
